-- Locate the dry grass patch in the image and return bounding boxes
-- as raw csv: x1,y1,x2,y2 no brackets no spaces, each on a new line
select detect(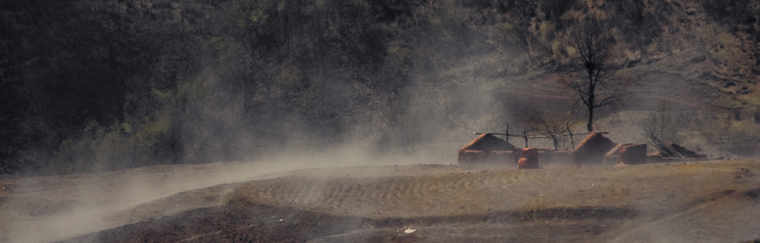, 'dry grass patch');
225,159,760,219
